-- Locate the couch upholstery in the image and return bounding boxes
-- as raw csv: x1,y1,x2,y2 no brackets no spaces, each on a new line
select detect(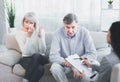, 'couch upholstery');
0,31,111,82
